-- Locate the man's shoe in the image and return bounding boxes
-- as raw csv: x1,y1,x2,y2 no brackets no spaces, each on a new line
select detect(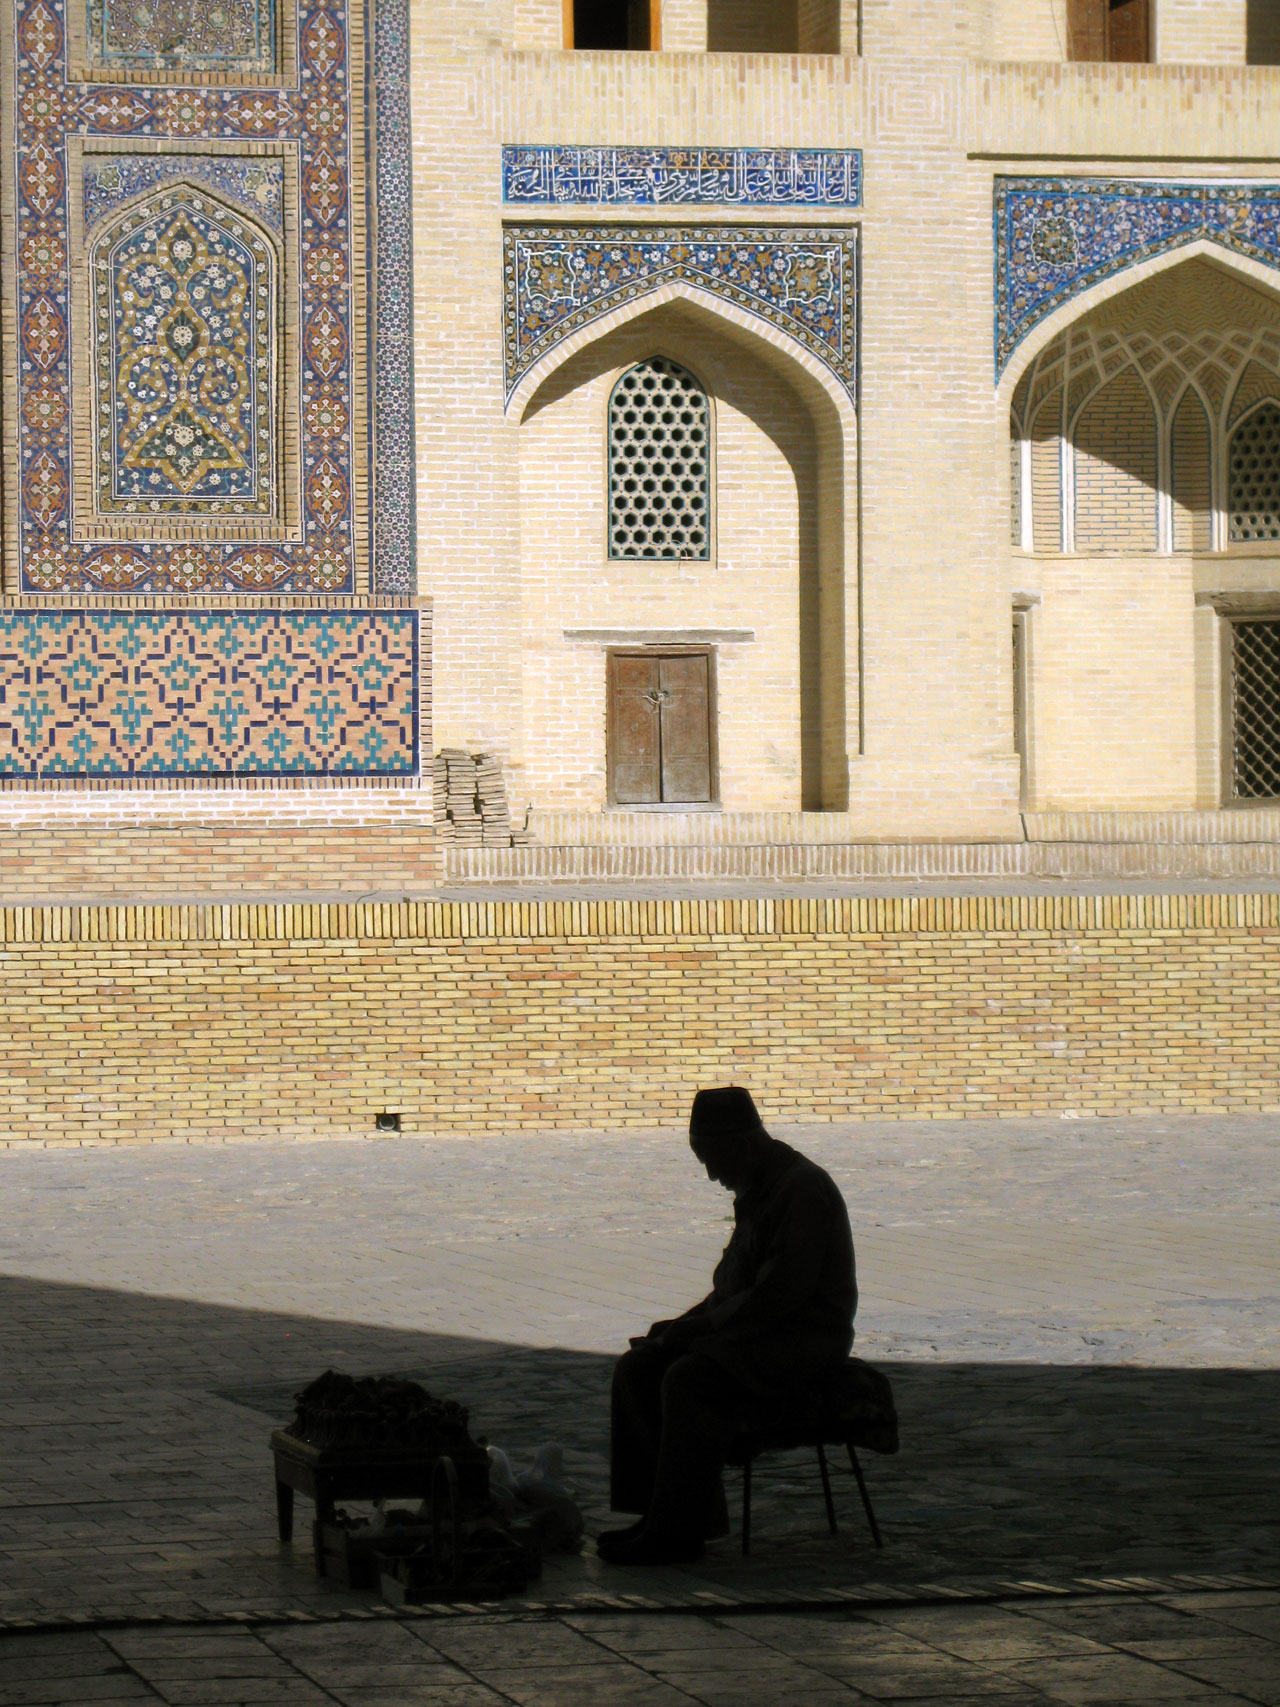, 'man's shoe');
599,1528,705,1567
595,1521,646,1562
